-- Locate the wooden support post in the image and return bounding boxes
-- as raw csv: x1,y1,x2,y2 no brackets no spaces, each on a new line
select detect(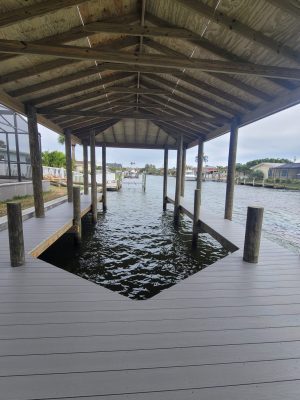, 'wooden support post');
83,142,89,195
243,206,264,263
196,139,204,190
192,140,204,246
90,131,97,223
180,147,186,197
174,134,183,224
72,186,81,244
26,104,45,218
224,119,239,220
163,147,168,211
65,128,73,203
192,189,201,247
7,202,25,267
102,144,107,212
